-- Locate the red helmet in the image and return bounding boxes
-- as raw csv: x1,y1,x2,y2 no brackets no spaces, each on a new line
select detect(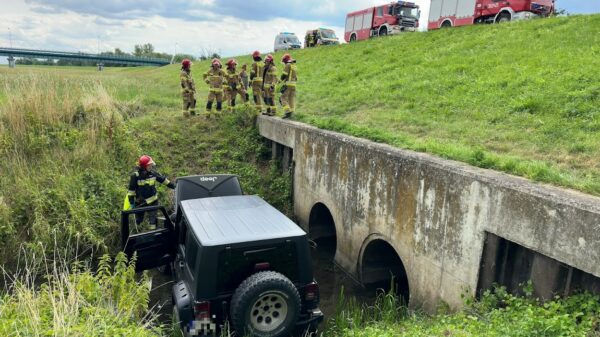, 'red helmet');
281,54,293,63
211,58,221,67
181,59,191,68
226,59,237,67
265,54,274,63
138,155,155,170
252,50,261,58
